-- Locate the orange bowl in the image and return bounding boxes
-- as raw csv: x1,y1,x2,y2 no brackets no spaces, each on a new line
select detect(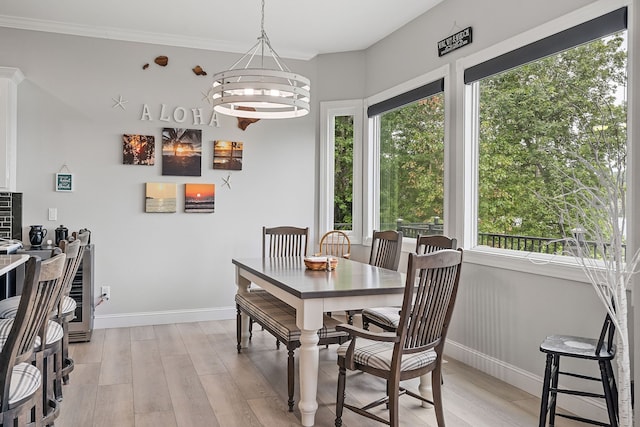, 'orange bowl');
304,257,338,271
